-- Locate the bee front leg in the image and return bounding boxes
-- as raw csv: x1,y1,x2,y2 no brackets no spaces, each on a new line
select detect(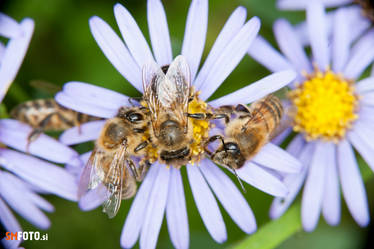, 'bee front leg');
204,135,226,156
187,113,230,124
